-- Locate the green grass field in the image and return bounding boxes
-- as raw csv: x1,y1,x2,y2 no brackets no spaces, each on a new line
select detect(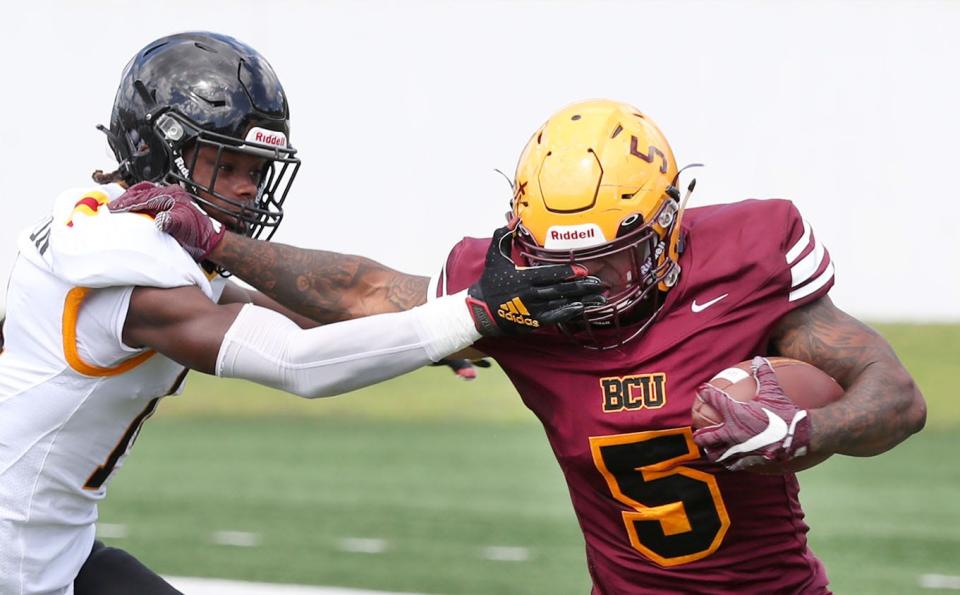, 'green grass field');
100,324,960,594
